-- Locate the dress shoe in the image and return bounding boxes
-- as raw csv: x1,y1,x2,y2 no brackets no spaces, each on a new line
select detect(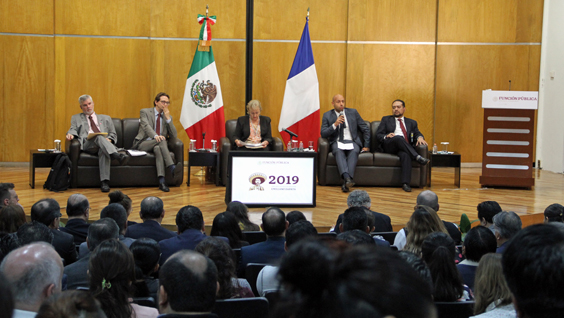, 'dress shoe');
341,183,350,192
159,182,170,192
402,183,412,192
345,177,355,189
101,181,110,193
416,155,430,165
173,162,183,185
111,152,129,165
